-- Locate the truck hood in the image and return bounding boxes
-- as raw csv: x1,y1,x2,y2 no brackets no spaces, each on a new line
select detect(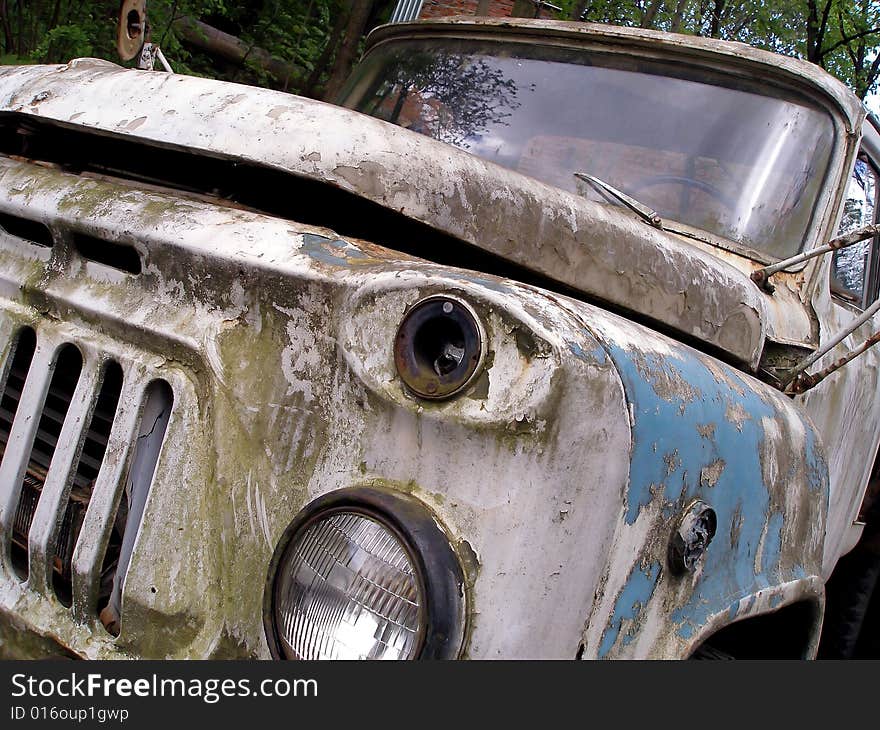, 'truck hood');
0,59,778,368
